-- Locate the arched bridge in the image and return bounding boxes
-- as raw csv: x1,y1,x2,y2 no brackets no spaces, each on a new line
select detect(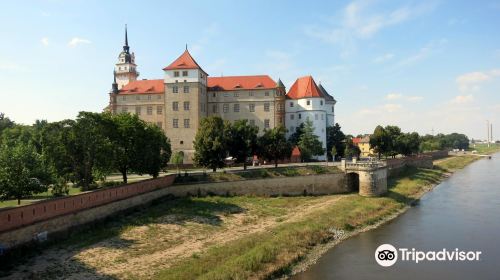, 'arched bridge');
340,160,388,197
